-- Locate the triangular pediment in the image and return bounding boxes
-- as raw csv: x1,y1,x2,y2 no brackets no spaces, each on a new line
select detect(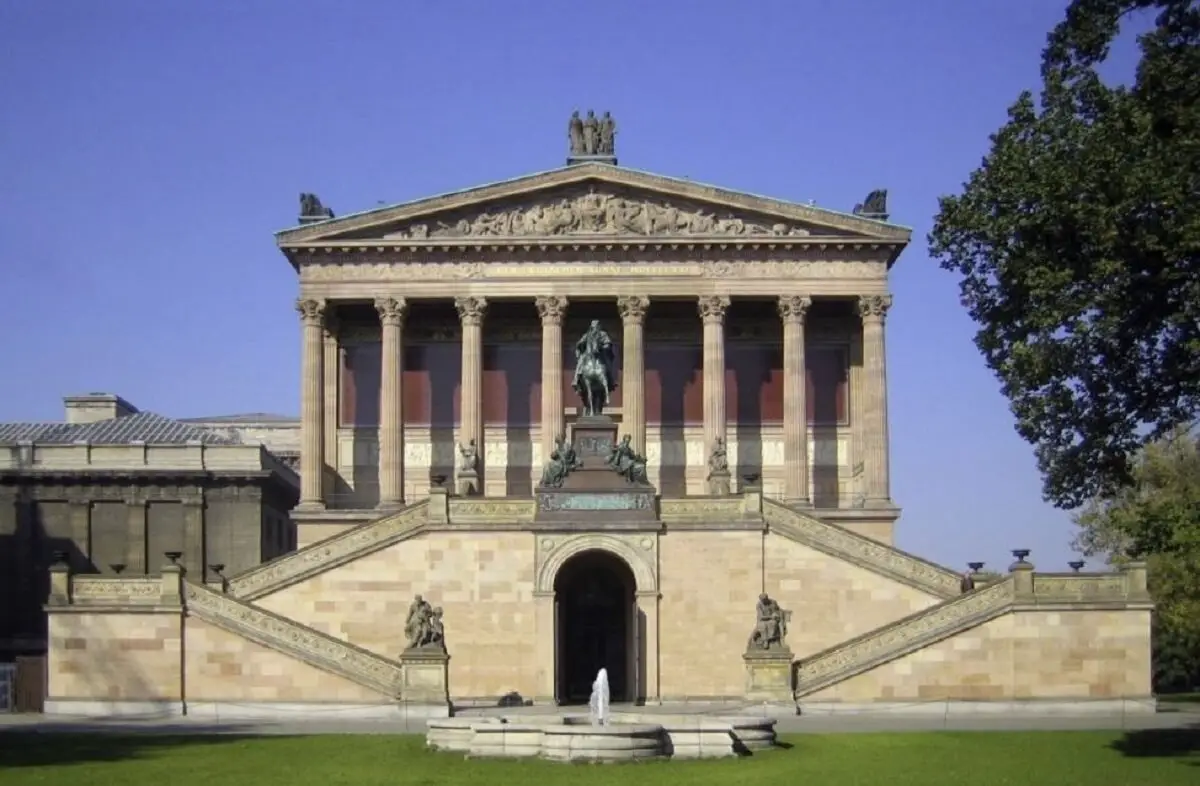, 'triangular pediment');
276,164,910,246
